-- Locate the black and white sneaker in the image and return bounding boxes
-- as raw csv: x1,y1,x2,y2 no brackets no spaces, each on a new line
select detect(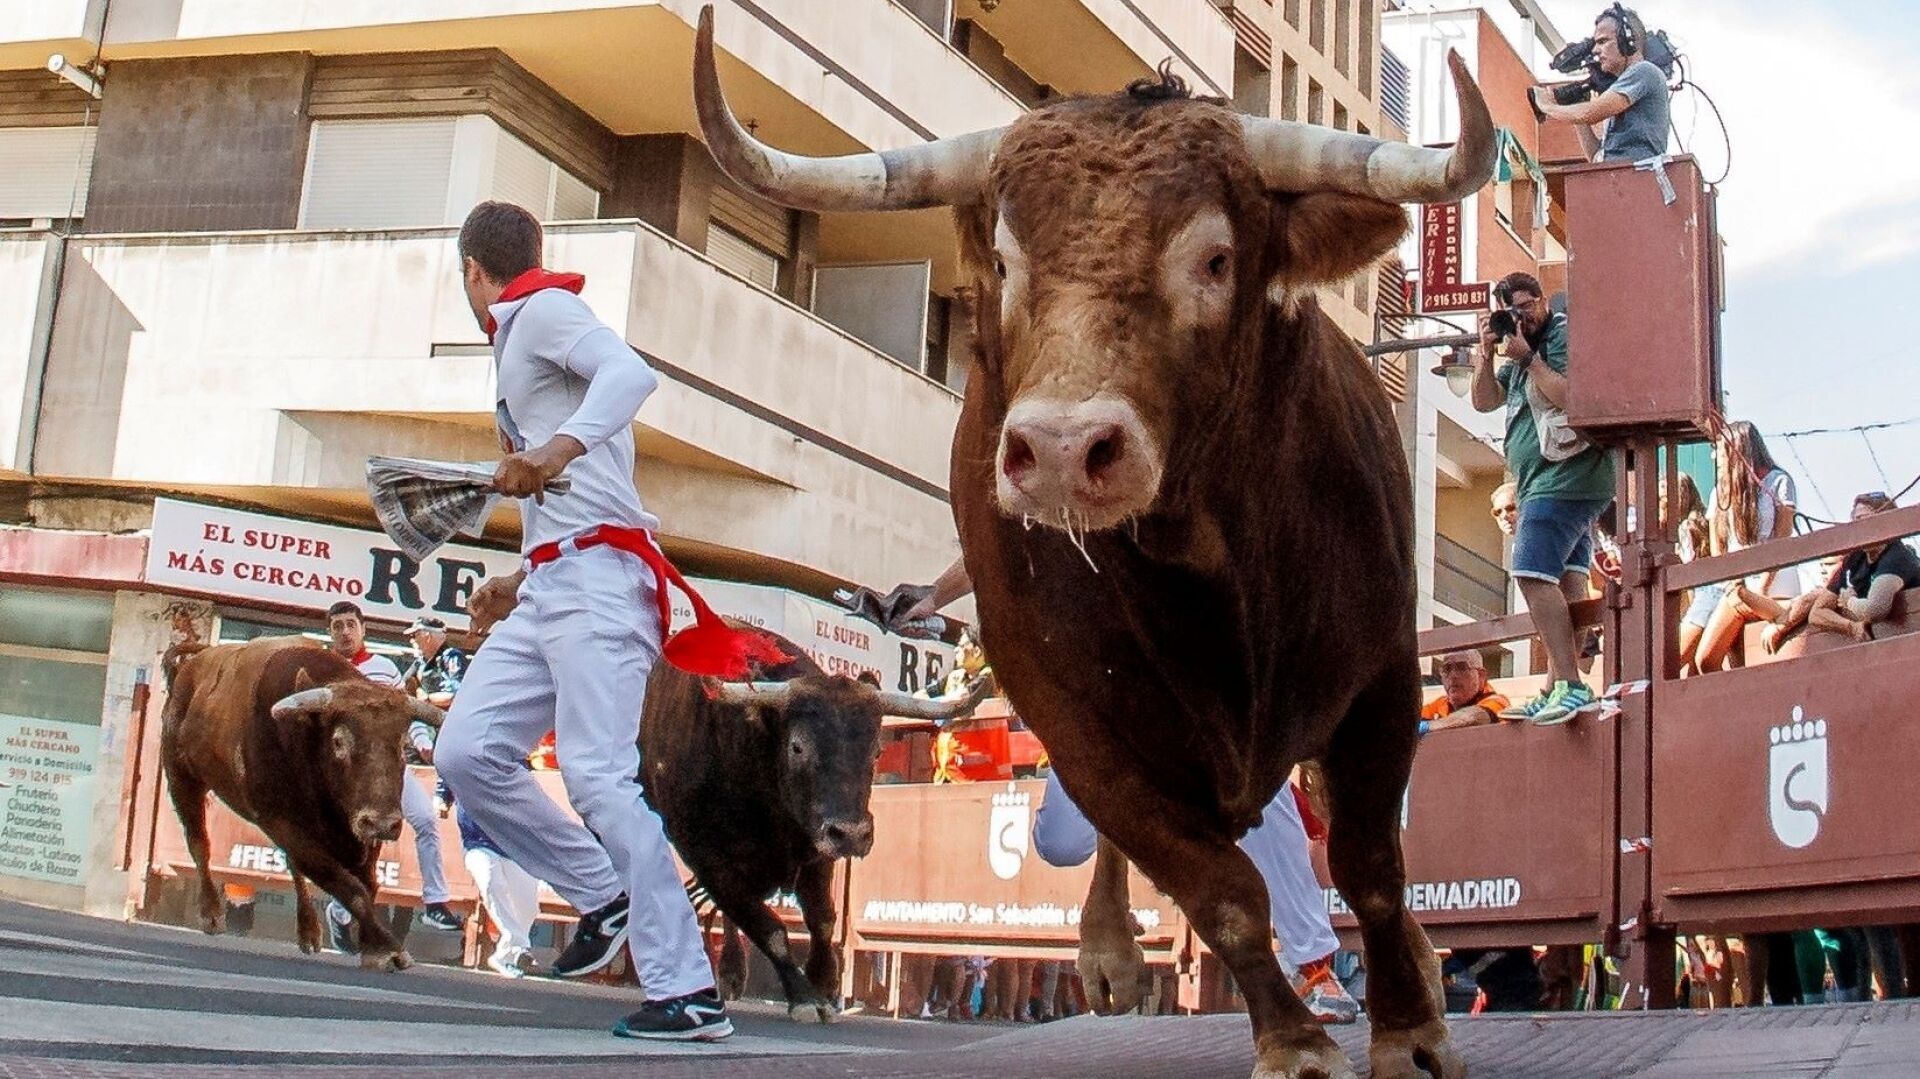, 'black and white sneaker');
418,903,465,933
613,988,734,1042
552,895,629,978
323,901,354,955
